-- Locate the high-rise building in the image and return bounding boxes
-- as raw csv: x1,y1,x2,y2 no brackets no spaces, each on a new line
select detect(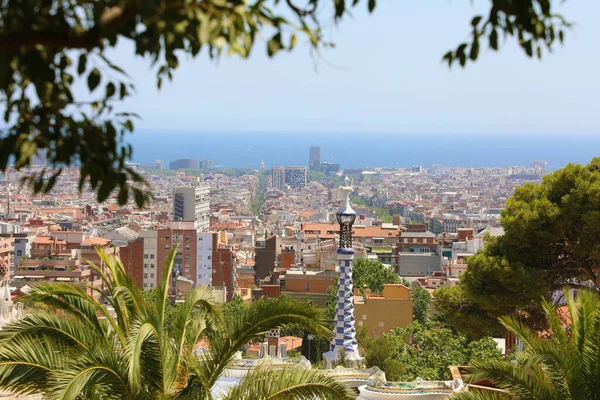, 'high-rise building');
170,158,199,170
196,232,214,287
284,166,307,189
320,162,340,175
259,160,265,171
173,177,210,230
271,166,285,190
200,159,214,169
431,164,443,176
309,146,321,171
272,166,307,190
156,159,164,170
